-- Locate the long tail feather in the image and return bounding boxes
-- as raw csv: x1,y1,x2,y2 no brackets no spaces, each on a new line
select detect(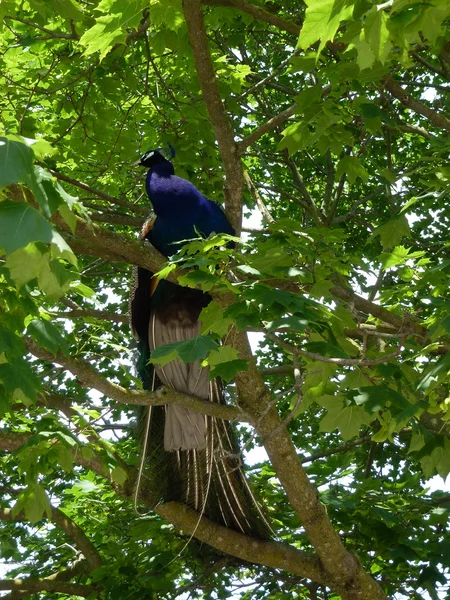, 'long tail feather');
130,264,271,538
